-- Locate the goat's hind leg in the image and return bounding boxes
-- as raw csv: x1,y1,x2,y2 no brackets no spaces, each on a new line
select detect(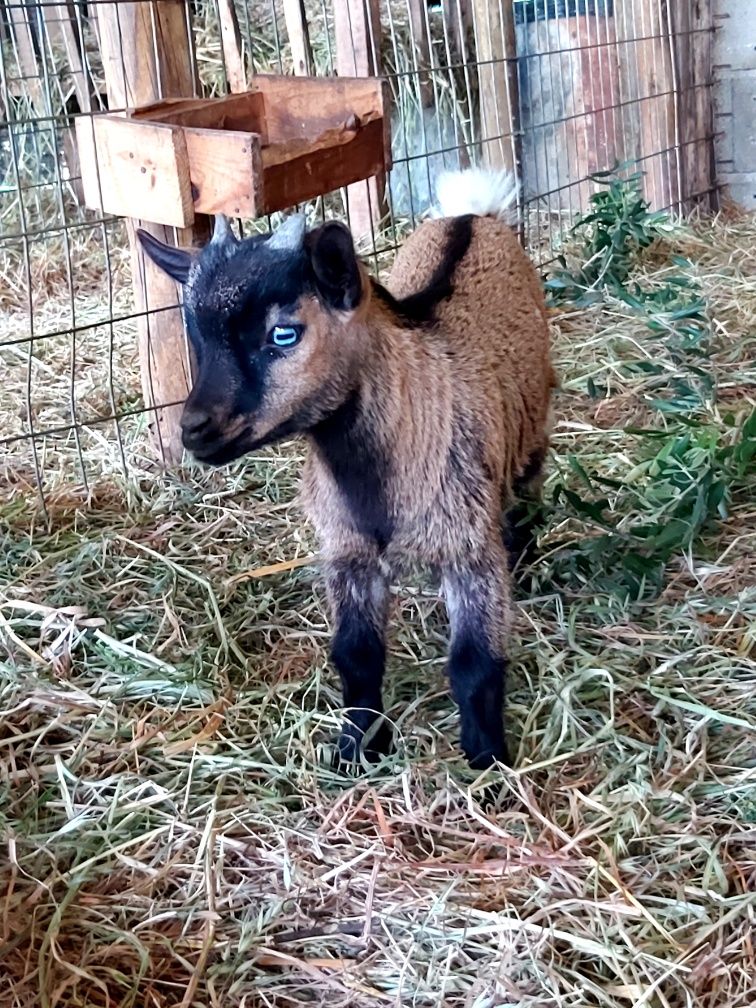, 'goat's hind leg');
327,555,392,766
443,547,512,769
502,445,547,574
